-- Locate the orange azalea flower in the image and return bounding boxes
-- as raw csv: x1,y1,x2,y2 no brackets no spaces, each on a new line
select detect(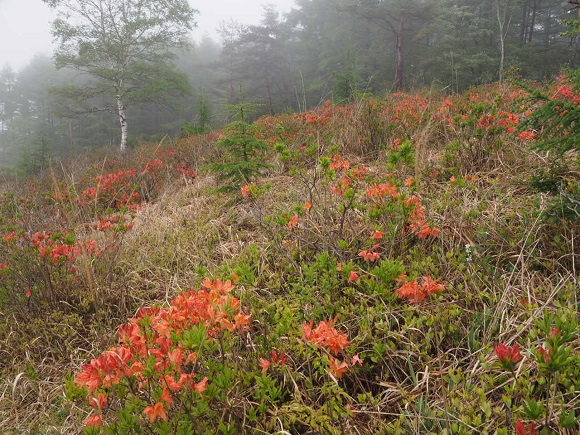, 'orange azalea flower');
234,312,252,330
348,271,359,282
143,402,168,423
351,354,363,366
75,351,122,393
538,346,552,363
371,230,383,241
304,201,312,211
89,393,108,410
287,215,299,230
517,131,535,140
302,317,351,355
394,276,445,303
201,278,235,294
185,352,197,365
164,374,183,392
2,231,16,242
329,155,350,171
83,414,103,427
193,377,208,395
160,388,173,408
359,249,380,262
259,358,271,373
328,356,350,379
167,348,184,366
366,182,399,201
